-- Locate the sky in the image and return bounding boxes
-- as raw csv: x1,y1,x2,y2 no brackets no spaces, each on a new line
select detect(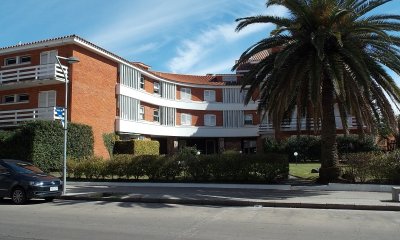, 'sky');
0,0,400,76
